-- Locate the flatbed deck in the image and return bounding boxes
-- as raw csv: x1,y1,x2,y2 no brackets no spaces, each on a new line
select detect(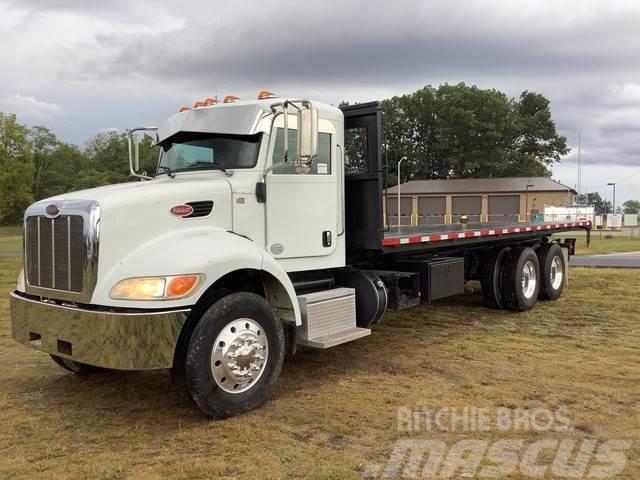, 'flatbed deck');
382,220,591,251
